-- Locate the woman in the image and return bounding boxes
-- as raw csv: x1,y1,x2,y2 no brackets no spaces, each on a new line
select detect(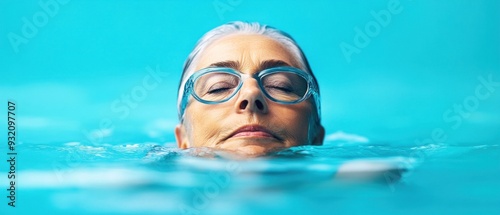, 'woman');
175,21,325,156
174,21,405,183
